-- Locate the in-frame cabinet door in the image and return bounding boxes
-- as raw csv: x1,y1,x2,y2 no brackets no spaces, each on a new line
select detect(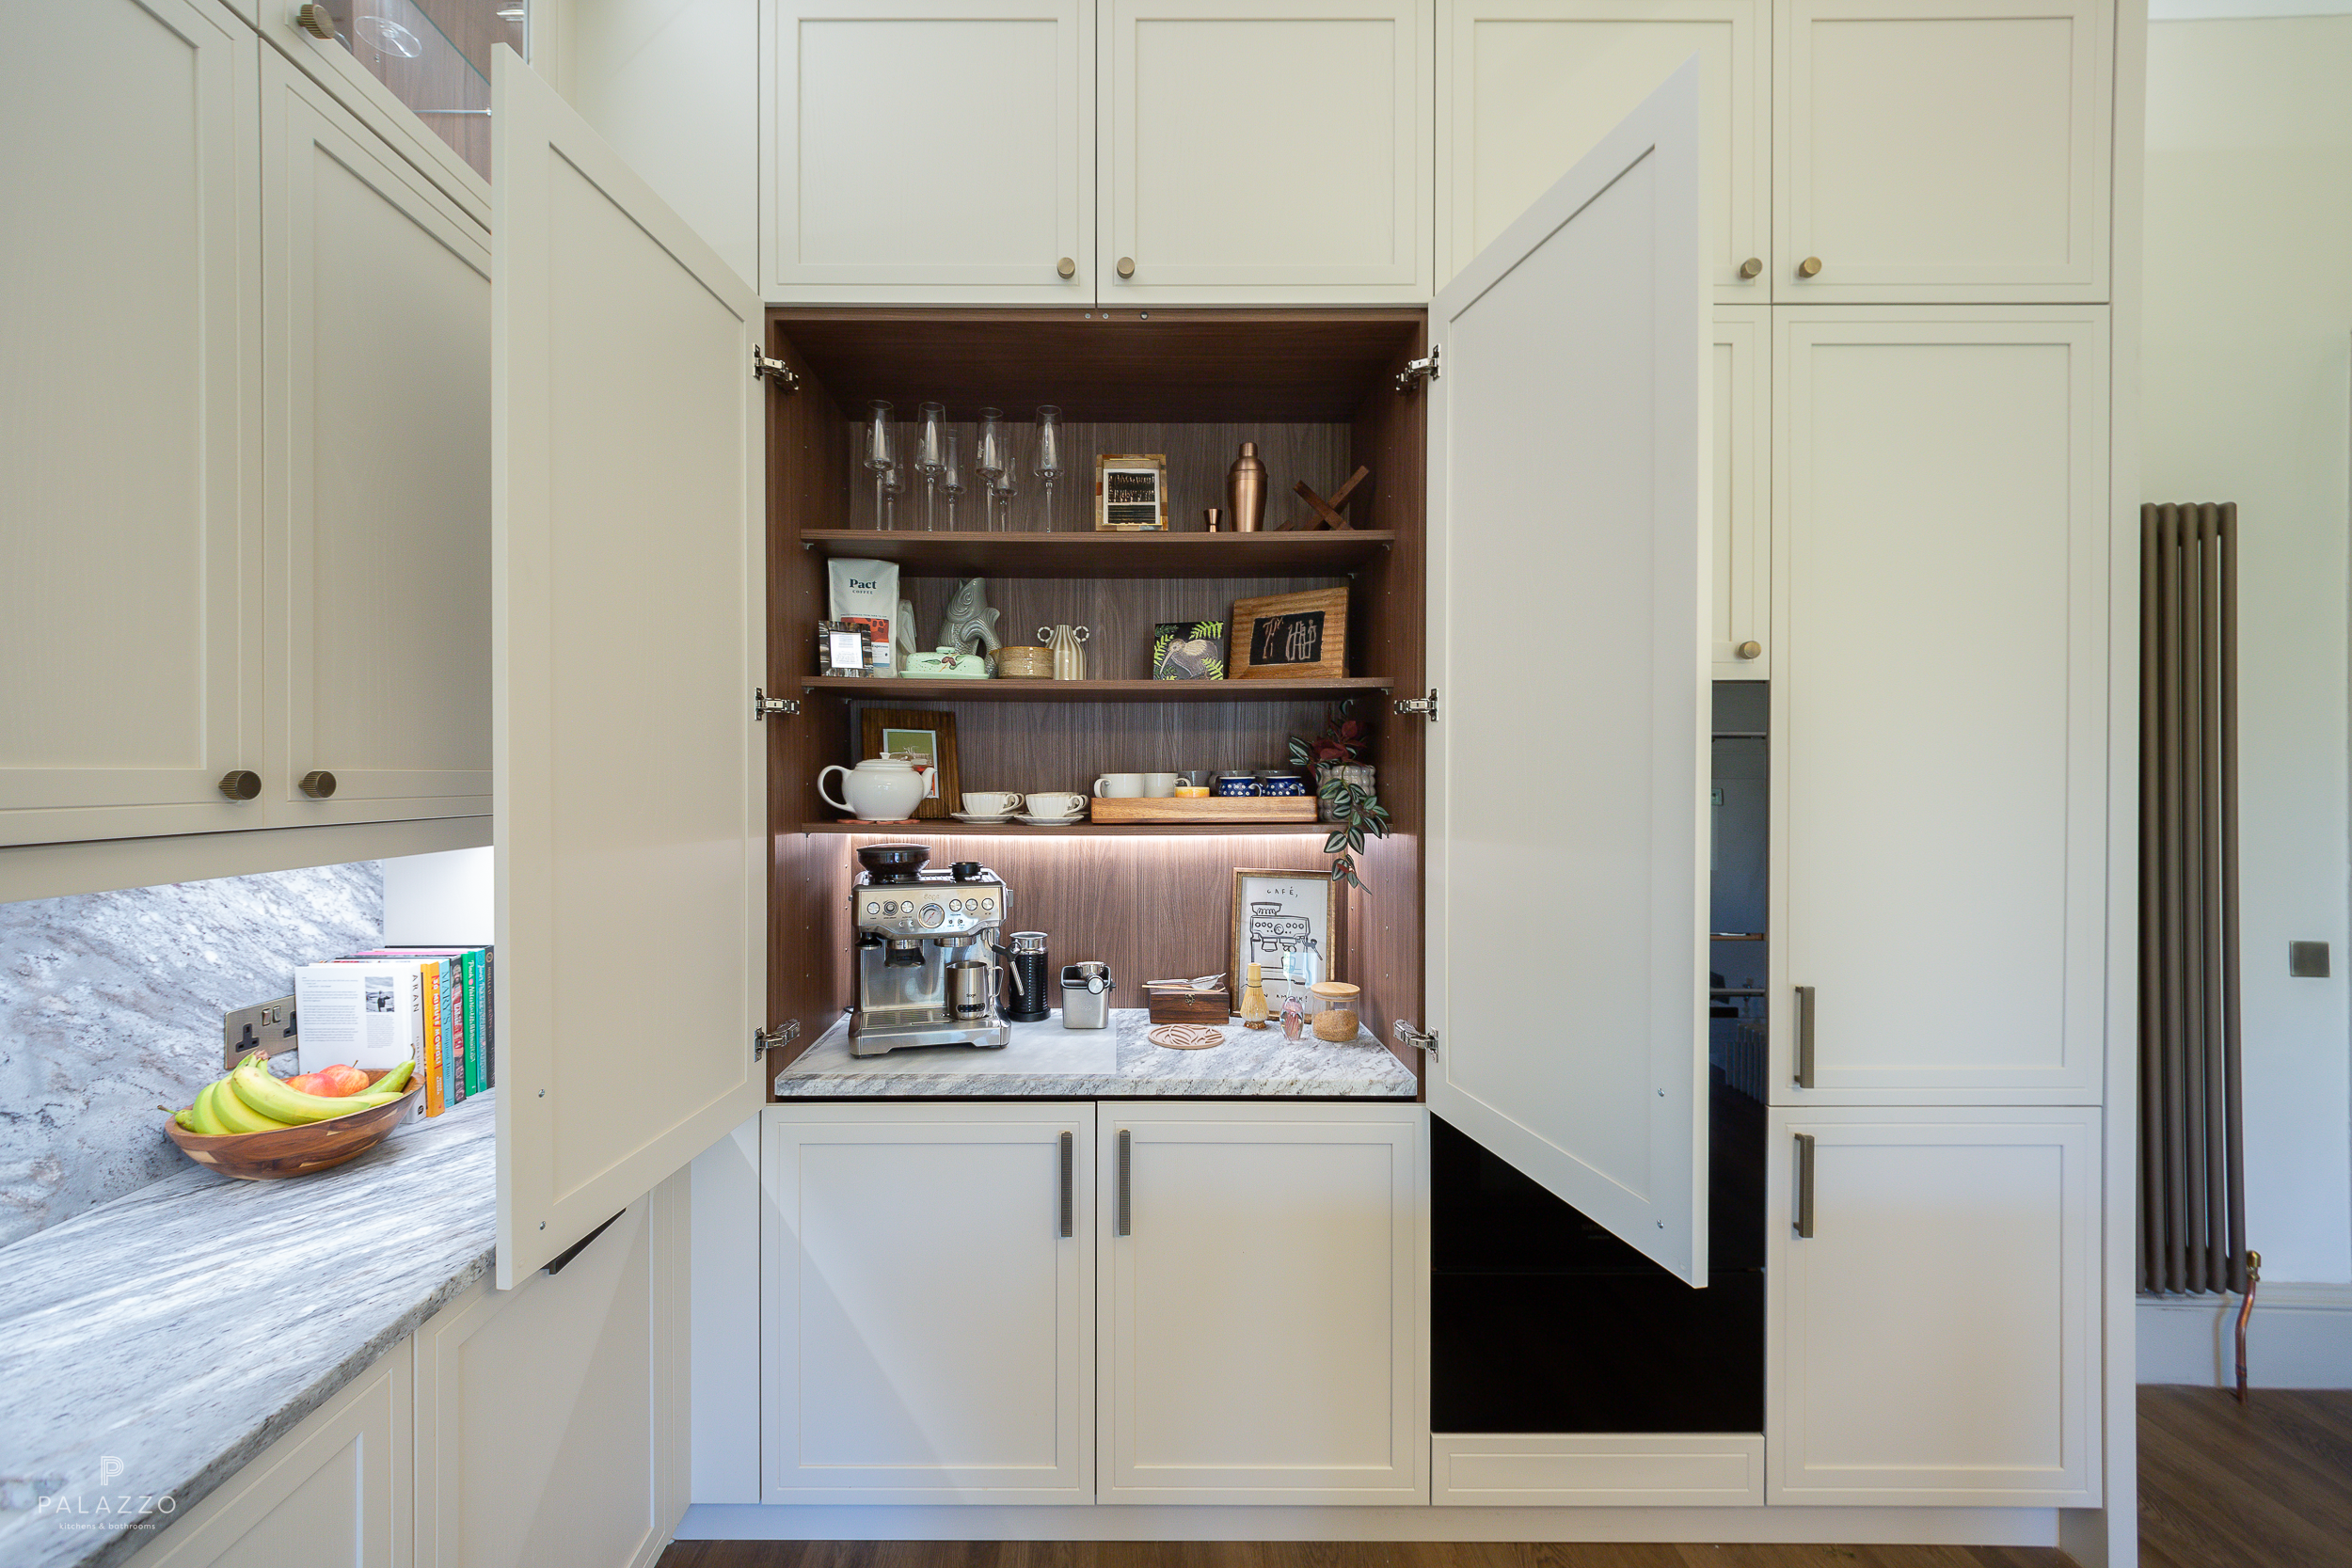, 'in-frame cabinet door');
1767,1106,2098,1504
260,53,492,831
762,0,1093,303
1712,306,1770,679
764,1104,1094,1503
1773,0,2111,303
1098,1103,1424,1504
1423,62,1711,1281
1772,309,2106,1103
1100,0,1430,305
1,0,259,848
491,48,769,1282
1436,0,1770,301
